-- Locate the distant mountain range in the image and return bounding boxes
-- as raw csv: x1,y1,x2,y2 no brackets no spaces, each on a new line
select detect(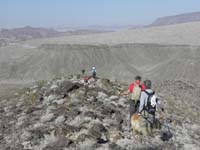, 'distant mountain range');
1,11,200,43
0,26,60,41
57,11,200,30
0,26,108,43
151,11,200,26
55,25,143,32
